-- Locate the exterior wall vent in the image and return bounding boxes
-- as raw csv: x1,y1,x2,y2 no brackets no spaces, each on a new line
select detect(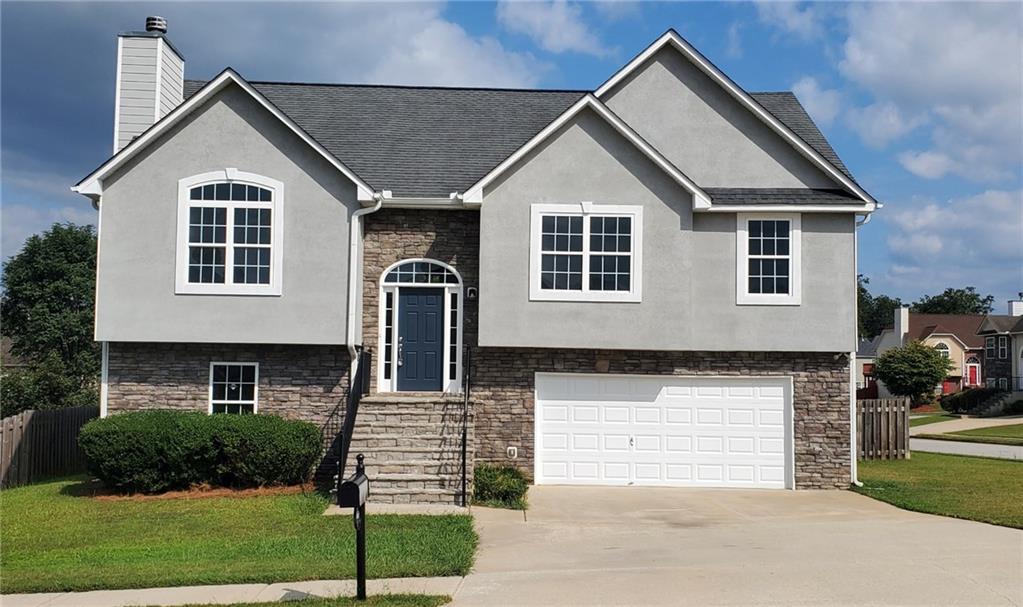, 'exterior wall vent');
145,16,168,34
